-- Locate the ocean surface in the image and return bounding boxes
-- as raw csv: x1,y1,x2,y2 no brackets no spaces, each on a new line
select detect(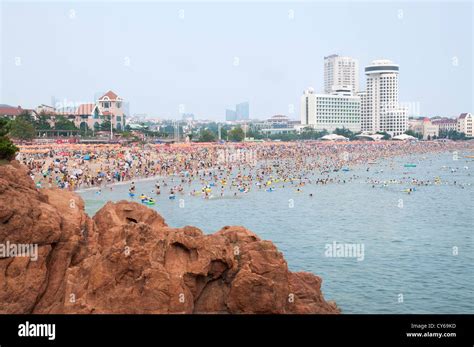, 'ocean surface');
79,151,474,313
